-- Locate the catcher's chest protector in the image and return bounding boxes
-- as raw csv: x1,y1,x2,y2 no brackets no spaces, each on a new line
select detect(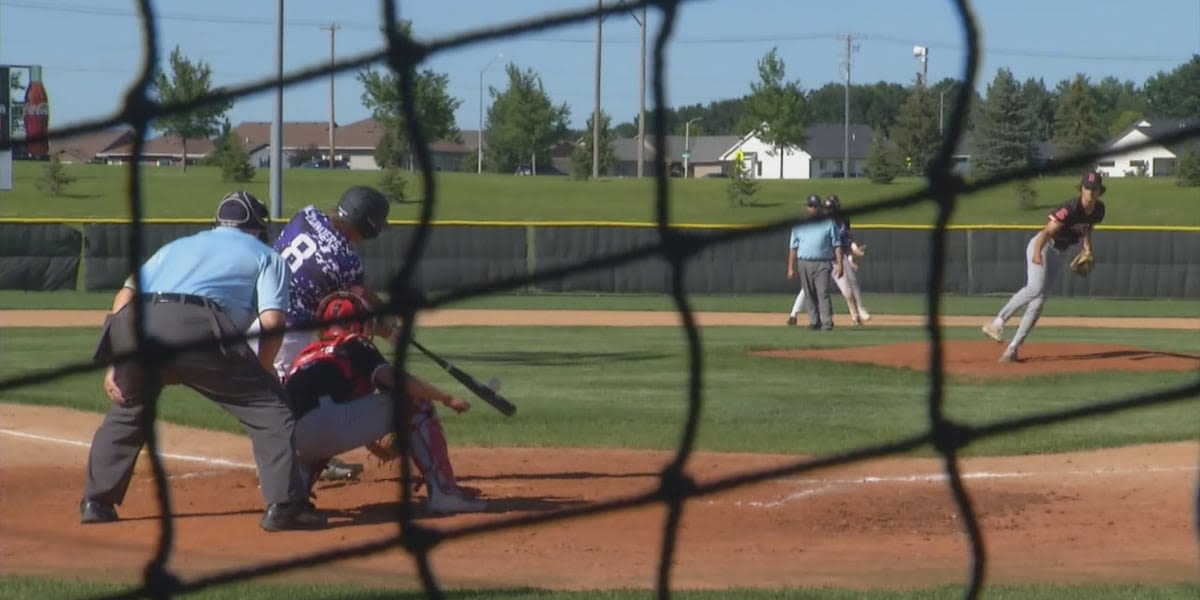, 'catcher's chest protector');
288,334,376,399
